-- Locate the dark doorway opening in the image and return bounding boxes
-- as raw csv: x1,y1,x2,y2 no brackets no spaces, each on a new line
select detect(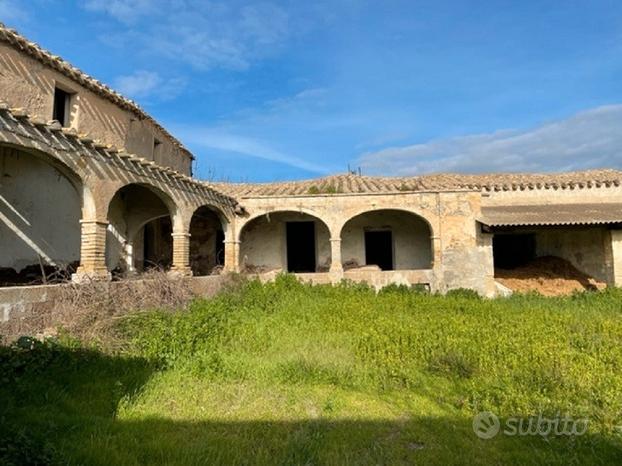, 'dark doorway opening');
365,230,393,270
215,229,225,266
286,221,316,272
493,233,536,269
